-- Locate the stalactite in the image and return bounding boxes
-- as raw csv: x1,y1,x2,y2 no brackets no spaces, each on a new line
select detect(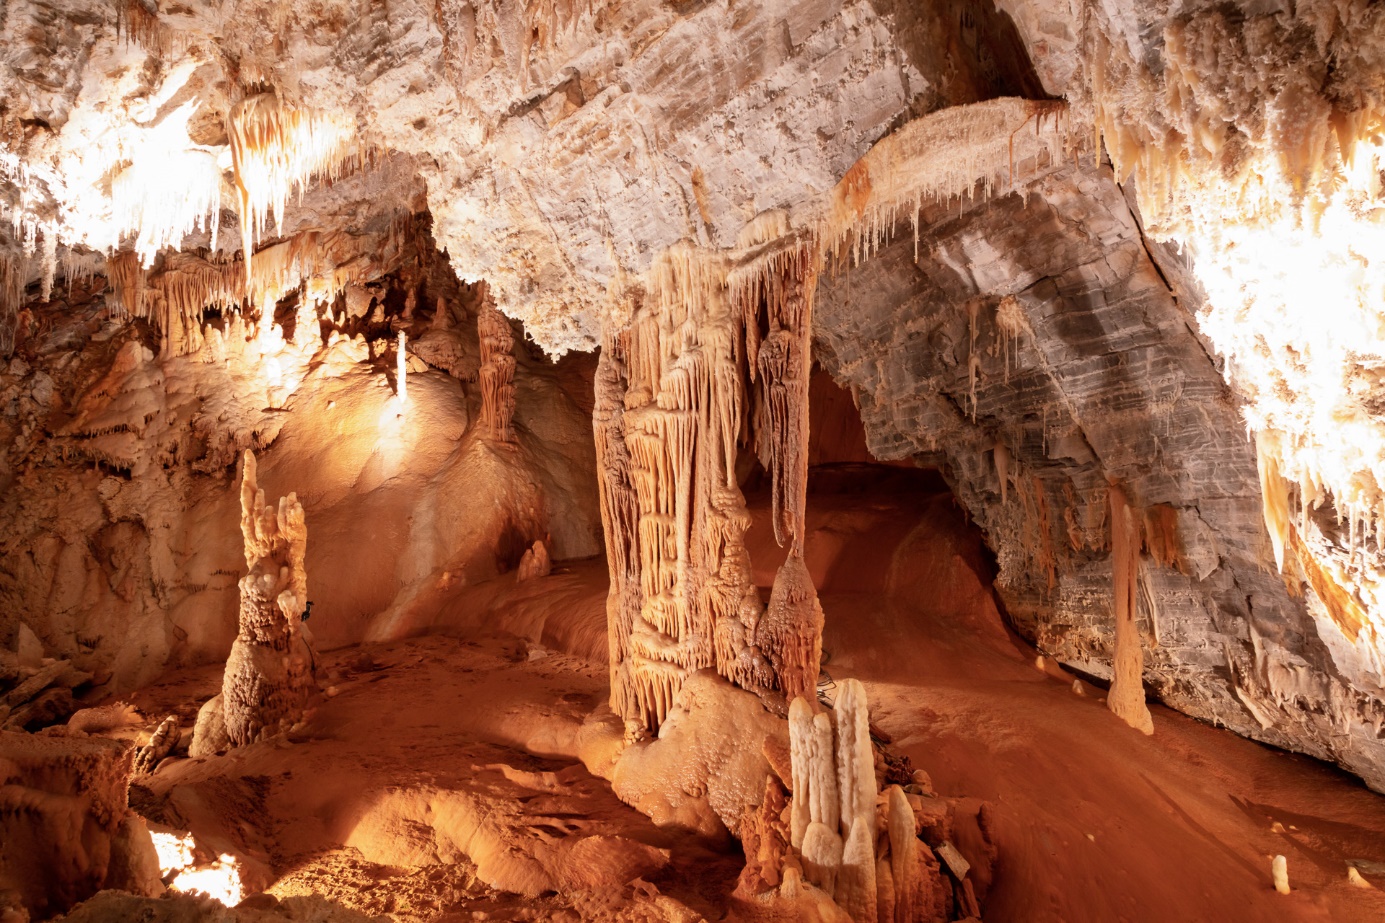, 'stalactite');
108,106,222,267
993,440,1011,505
1256,431,1292,573
0,253,25,357
228,93,359,285
597,235,829,730
1108,484,1154,735
116,0,176,55
105,251,145,318
221,450,316,747
600,245,768,731
478,297,516,442
731,240,817,546
819,97,1068,265
595,330,646,727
